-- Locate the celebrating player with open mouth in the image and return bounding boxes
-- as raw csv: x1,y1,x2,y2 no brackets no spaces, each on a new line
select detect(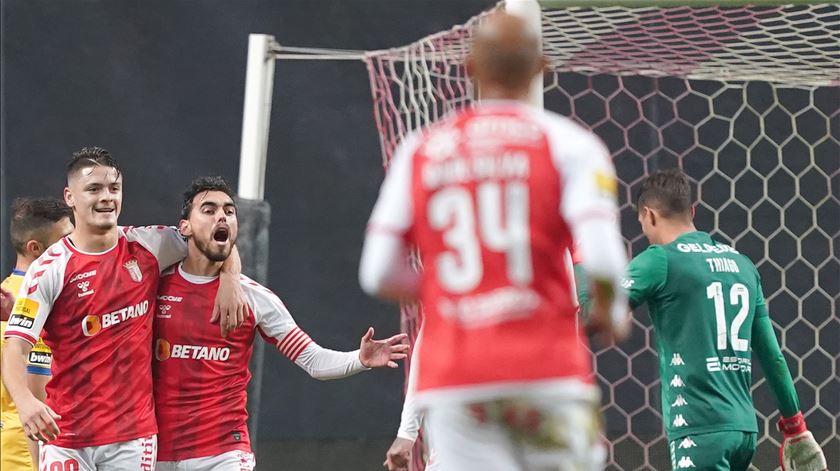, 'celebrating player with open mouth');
153,176,409,471
2,147,247,470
